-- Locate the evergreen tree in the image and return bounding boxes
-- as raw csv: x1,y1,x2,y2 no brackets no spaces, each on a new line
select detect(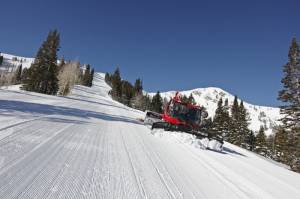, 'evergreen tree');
278,37,300,129
273,127,289,163
238,101,250,148
134,78,143,94
22,30,60,95
151,91,163,113
222,98,232,140
278,37,300,172
188,93,196,104
121,80,134,106
212,98,224,136
255,126,268,156
111,67,122,101
77,69,84,84
266,134,275,158
105,72,112,86
142,94,152,111
246,130,256,151
201,117,213,133
14,64,22,84
83,64,91,86
0,55,3,65
181,94,188,103
212,98,232,138
229,95,240,144
21,68,29,83
88,68,94,87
